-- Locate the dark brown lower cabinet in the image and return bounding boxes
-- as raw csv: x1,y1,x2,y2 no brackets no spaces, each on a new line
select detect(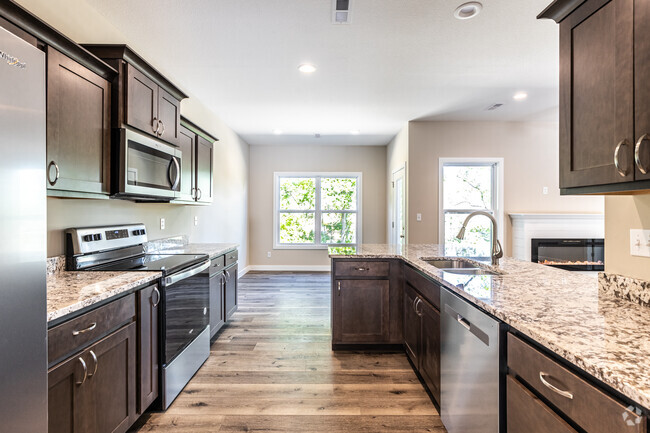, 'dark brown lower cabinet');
333,279,390,344
403,284,420,363
224,264,238,320
48,322,137,433
507,375,577,433
209,268,225,338
137,285,159,413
